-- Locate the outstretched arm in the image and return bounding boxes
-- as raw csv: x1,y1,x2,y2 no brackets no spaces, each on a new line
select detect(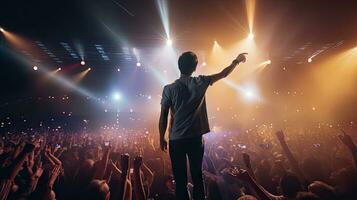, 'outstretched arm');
208,53,247,85
133,156,146,200
230,169,271,200
242,153,256,179
159,105,169,152
339,130,357,167
276,130,306,182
